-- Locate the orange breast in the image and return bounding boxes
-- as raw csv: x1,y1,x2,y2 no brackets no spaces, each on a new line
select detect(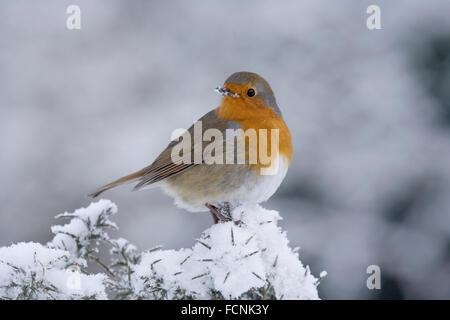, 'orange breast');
215,96,293,168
